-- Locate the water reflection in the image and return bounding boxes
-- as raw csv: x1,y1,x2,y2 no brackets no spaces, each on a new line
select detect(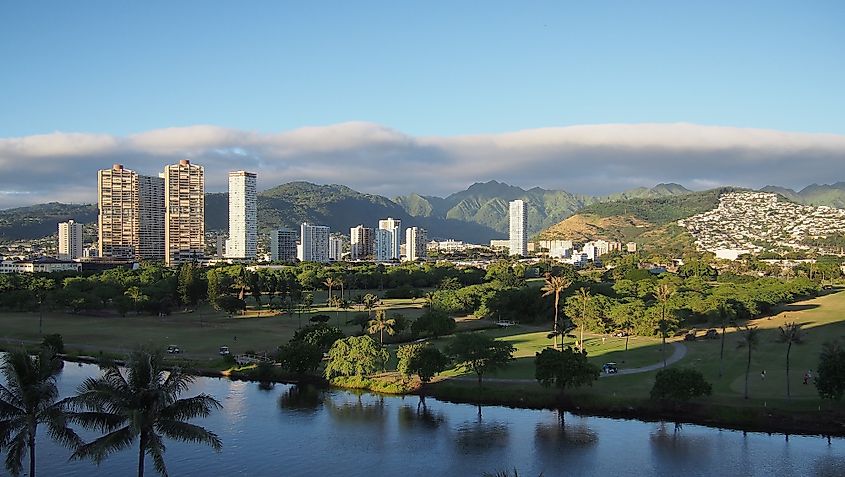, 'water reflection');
649,421,711,465
397,397,446,430
534,410,599,450
454,406,510,454
278,384,325,413
324,392,387,426
813,456,845,477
